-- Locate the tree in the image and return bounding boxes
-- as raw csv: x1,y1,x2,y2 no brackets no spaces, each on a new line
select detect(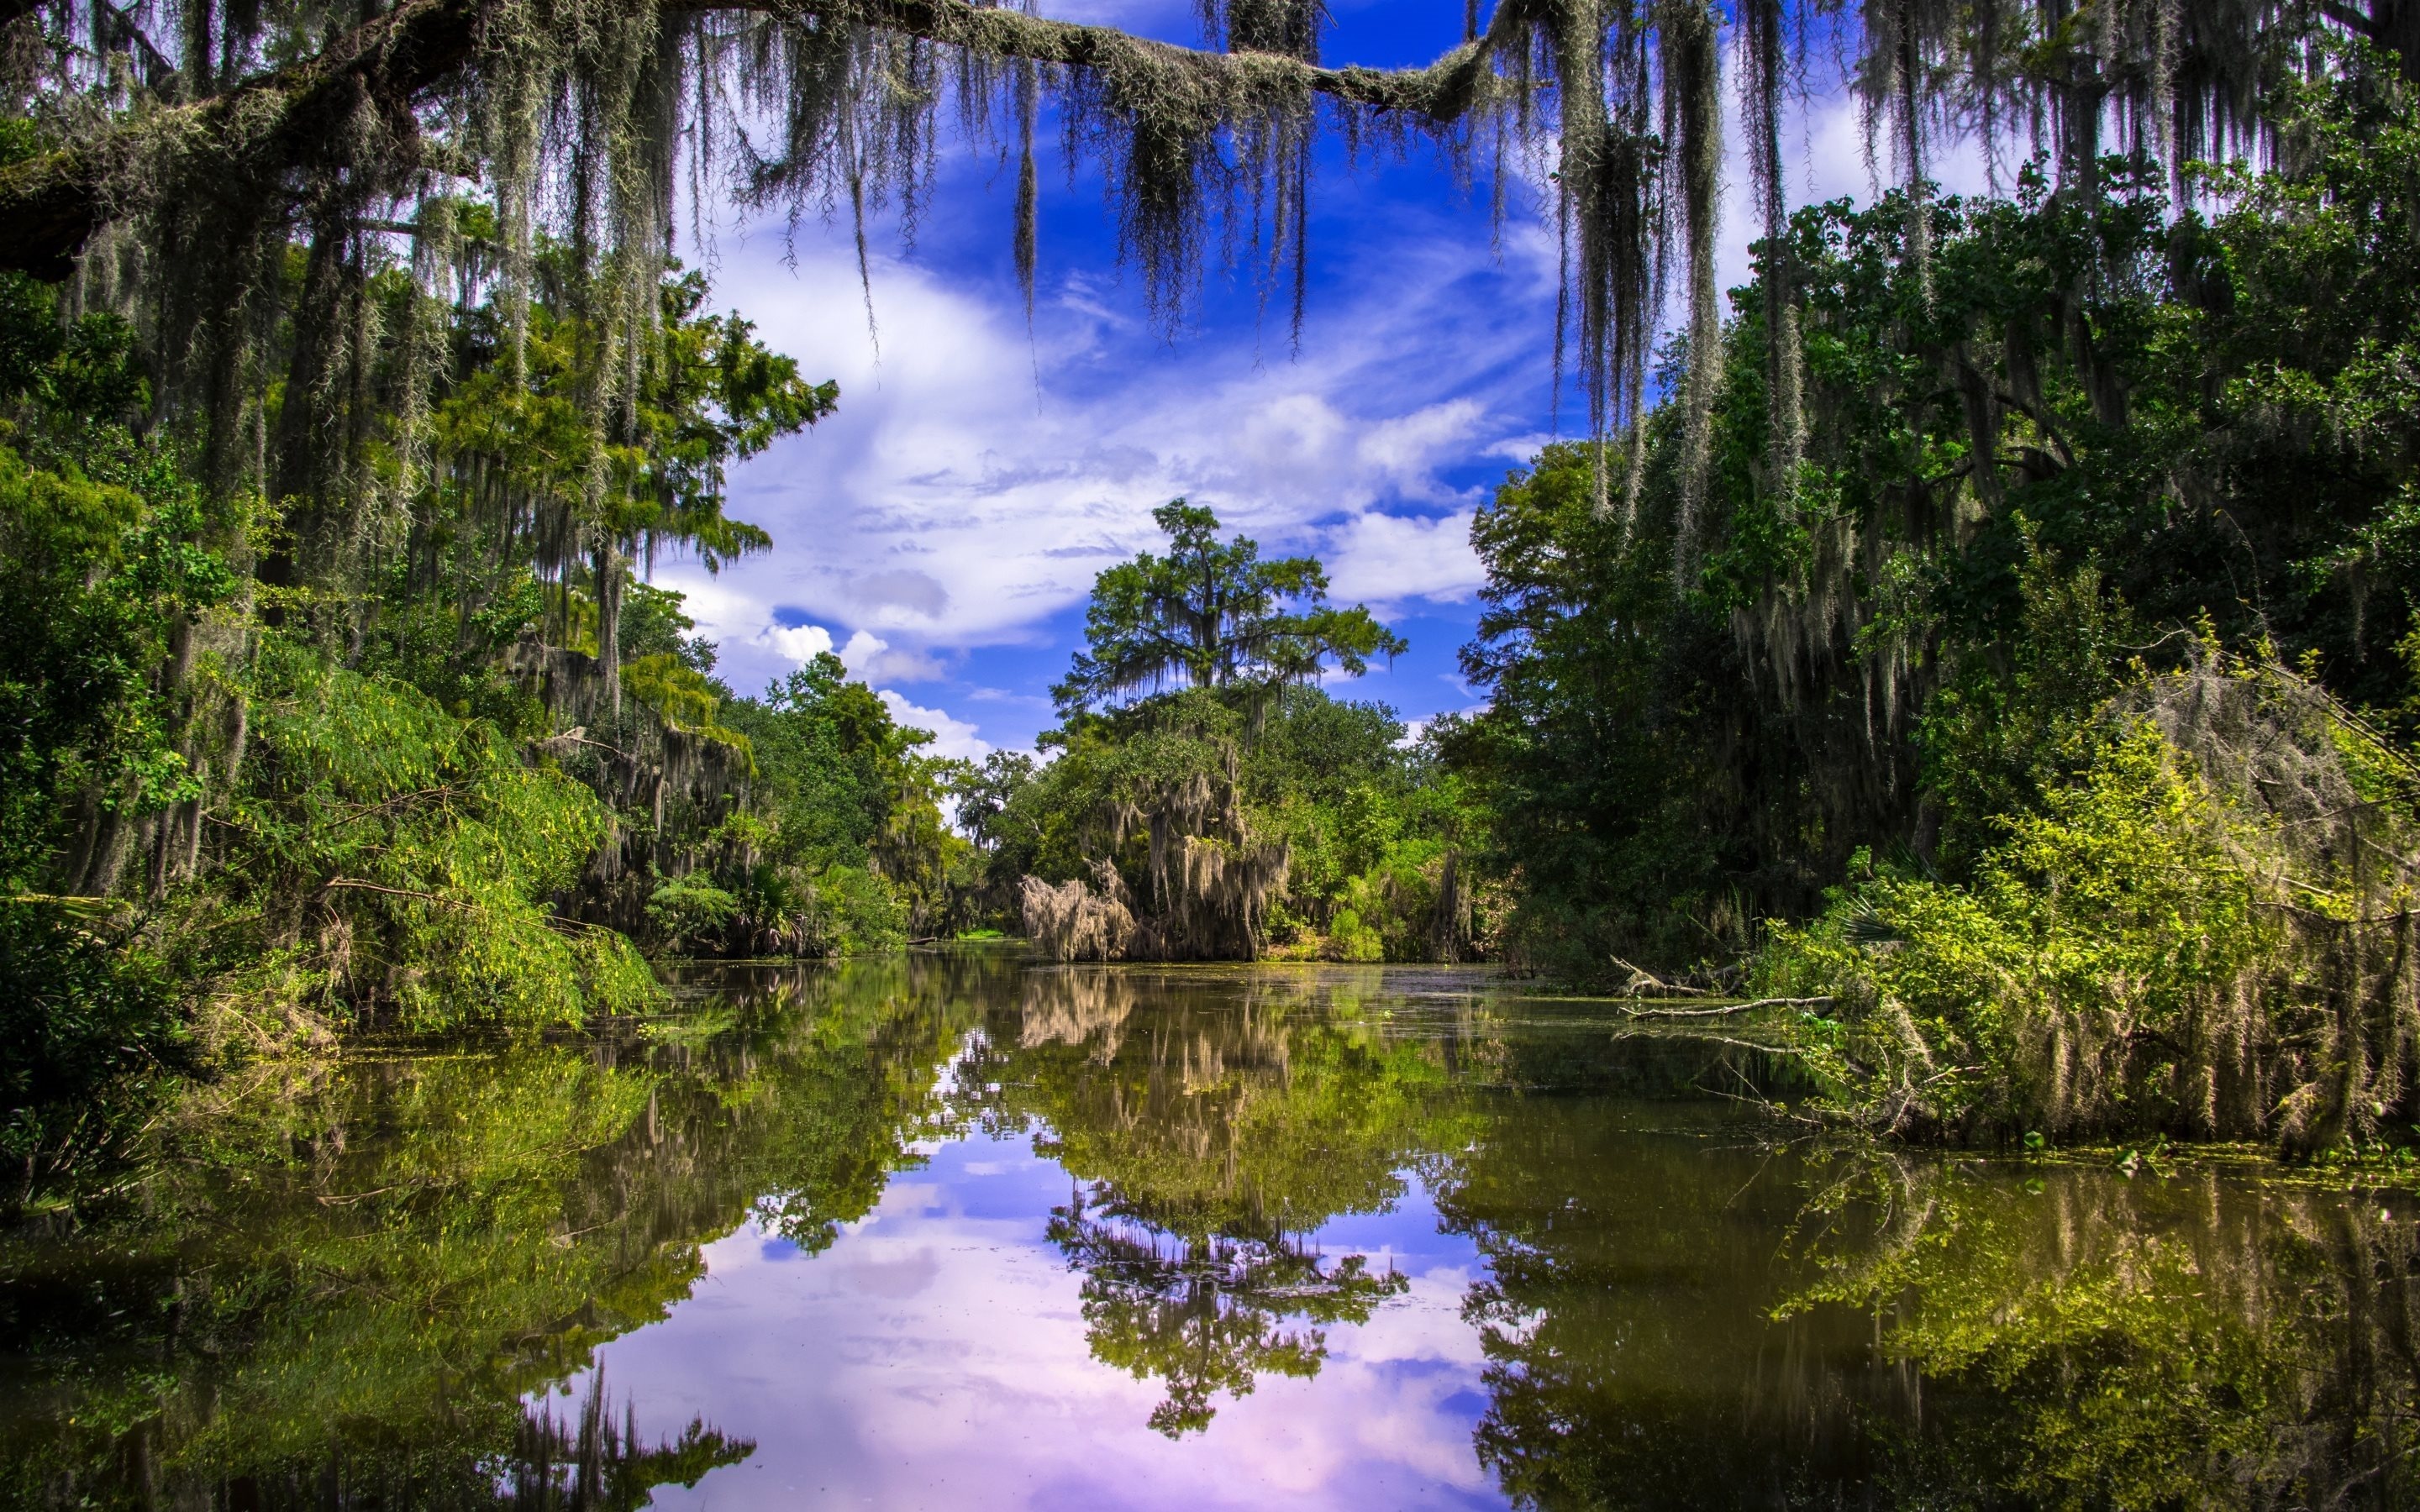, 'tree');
1052,500,1404,713
7,0,2398,581
422,232,834,706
